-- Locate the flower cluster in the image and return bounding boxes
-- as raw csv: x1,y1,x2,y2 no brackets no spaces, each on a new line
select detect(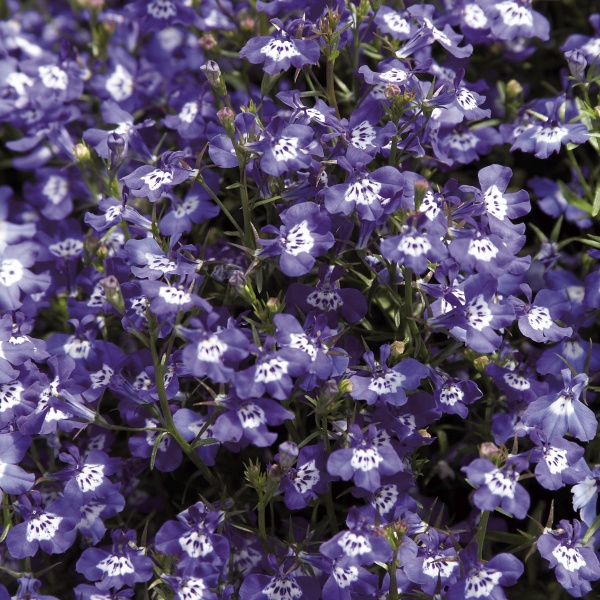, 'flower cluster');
1,0,600,598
